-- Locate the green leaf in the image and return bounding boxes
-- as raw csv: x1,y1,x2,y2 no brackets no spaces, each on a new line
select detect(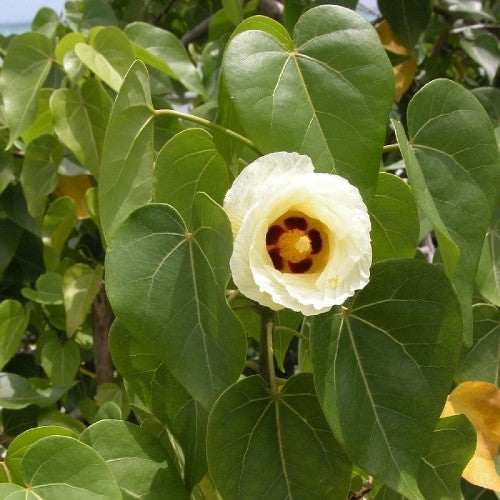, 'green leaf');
99,60,155,241
0,484,27,498
32,7,60,39
378,0,433,51
222,5,394,198
472,87,500,127
393,79,500,344
41,196,78,271
63,263,102,337
0,300,29,371
475,209,499,306
21,89,54,145
92,401,122,422
460,31,500,85
20,134,63,218
0,220,22,280
5,426,76,485
273,309,302,372
75,27,135,92
283,0,359,33
55,32,85,63
154,128,229,223
96,382,130,419
207,374,352,499
125,22,206,97
37,409,86,434
222,0,244,25
0,373,72,410
106,195,247,409
229,14,293,49
81,420,188,499
369,172,419,262
21,272,63,305
50,79,111,179
311,259,463,499
418,415,476,500
55,32,87,84
455,304,499,385
20,435,122,498
65,0,118,34
41,338,80,385
109,320,208,489
0,32,53,147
